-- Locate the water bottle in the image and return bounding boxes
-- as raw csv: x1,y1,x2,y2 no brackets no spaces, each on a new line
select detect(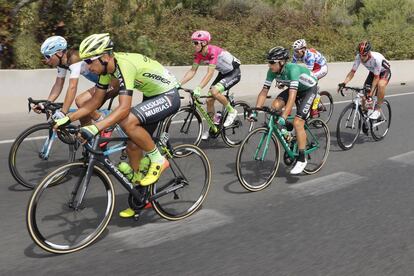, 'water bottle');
312,94,321,111
213,111,222,125
118,162,134,181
